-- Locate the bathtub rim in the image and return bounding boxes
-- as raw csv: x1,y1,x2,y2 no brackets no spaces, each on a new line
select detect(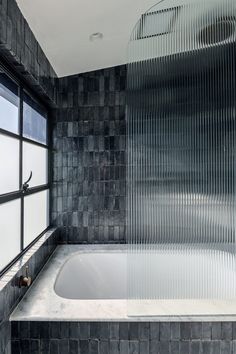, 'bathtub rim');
10,244,236,323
